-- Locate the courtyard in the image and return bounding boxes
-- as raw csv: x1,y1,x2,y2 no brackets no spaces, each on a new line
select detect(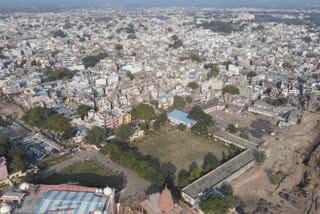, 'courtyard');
135,126,238,176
